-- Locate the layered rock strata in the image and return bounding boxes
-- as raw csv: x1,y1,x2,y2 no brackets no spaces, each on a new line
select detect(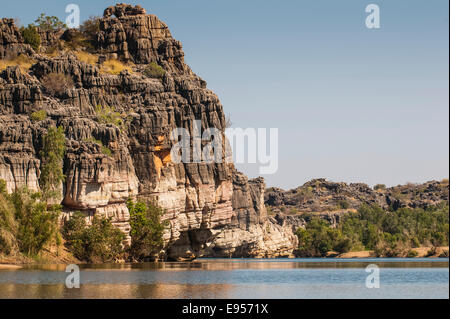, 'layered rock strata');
0,5,296,259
